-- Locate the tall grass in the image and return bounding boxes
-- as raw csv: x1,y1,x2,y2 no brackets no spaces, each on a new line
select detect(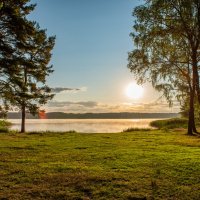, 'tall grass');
150,118,188,129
